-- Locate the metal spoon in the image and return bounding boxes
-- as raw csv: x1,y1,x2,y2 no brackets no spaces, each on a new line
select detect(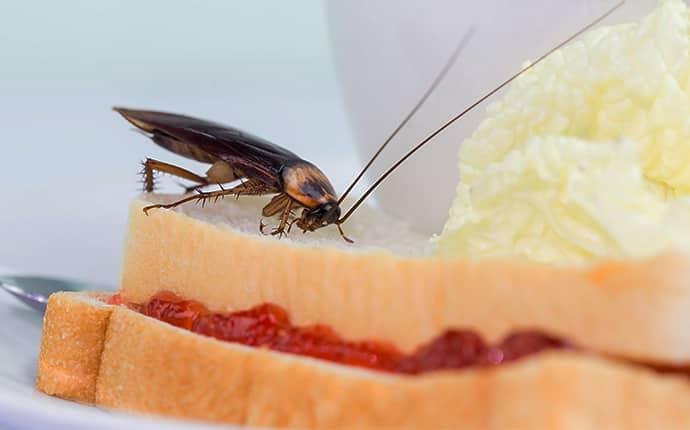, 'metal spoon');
0,275,110,313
